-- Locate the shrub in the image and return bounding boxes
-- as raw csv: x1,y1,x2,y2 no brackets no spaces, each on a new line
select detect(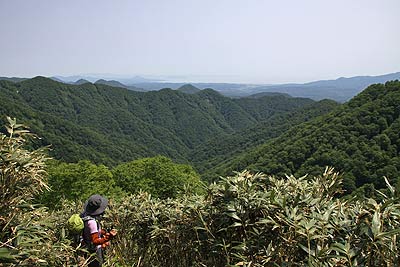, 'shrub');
105,168,400,266
0,118,79,266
